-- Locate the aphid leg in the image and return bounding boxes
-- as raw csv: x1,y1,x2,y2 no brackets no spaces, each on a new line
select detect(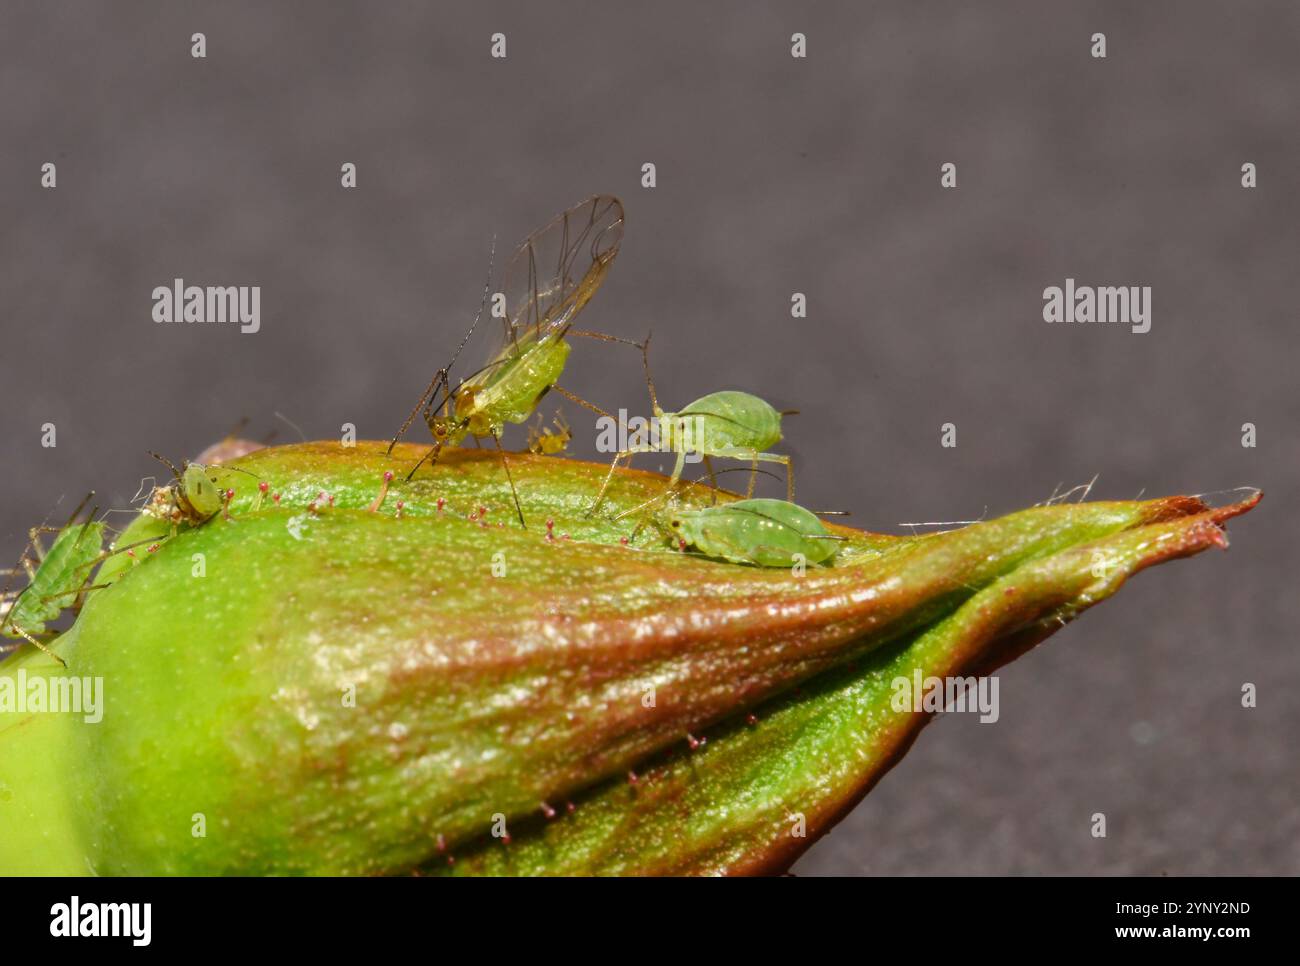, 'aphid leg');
638,333,660,413
2,532,51,606
66,535,171,588
24,525,67,567
20,542,49,579
588,446,652,516
567,329,645,349
404,440,445,482
715,448,795,502
614,449,688,523
7,621,67,667
550,384,614,421
491,433,527,529
38,583,112,609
